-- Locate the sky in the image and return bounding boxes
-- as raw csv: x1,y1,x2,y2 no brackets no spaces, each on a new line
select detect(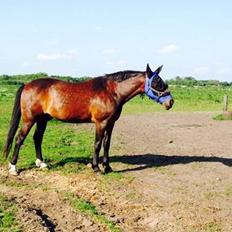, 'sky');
0,0,232,81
